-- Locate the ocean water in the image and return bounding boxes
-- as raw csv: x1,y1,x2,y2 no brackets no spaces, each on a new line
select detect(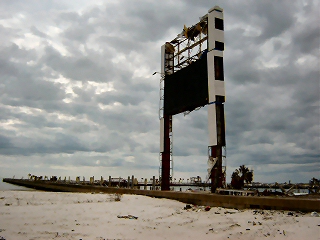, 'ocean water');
0,178,33,191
